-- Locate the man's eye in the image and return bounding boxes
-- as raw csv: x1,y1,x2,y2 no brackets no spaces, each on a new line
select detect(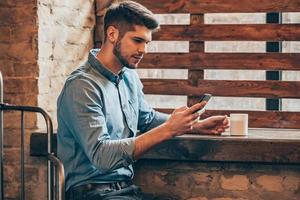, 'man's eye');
133,39,142,43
